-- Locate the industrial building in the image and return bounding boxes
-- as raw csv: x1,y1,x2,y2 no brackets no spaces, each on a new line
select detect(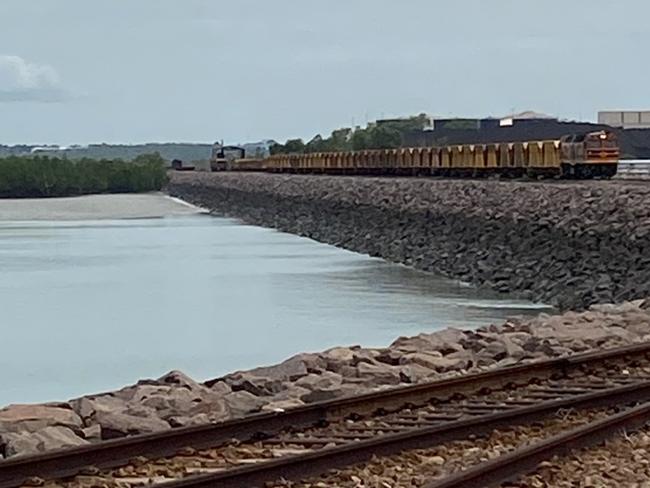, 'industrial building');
598,111,650,129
